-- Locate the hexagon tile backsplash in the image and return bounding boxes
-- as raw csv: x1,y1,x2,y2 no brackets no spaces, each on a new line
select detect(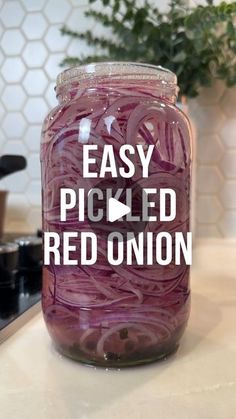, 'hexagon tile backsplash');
188,79,236,238
0,0,236,237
